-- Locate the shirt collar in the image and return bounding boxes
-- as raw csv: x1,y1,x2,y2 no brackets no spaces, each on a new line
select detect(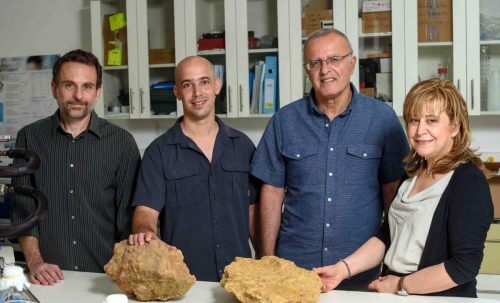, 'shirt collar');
167,115,240,148
307,83,358,117
50,110,102,139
